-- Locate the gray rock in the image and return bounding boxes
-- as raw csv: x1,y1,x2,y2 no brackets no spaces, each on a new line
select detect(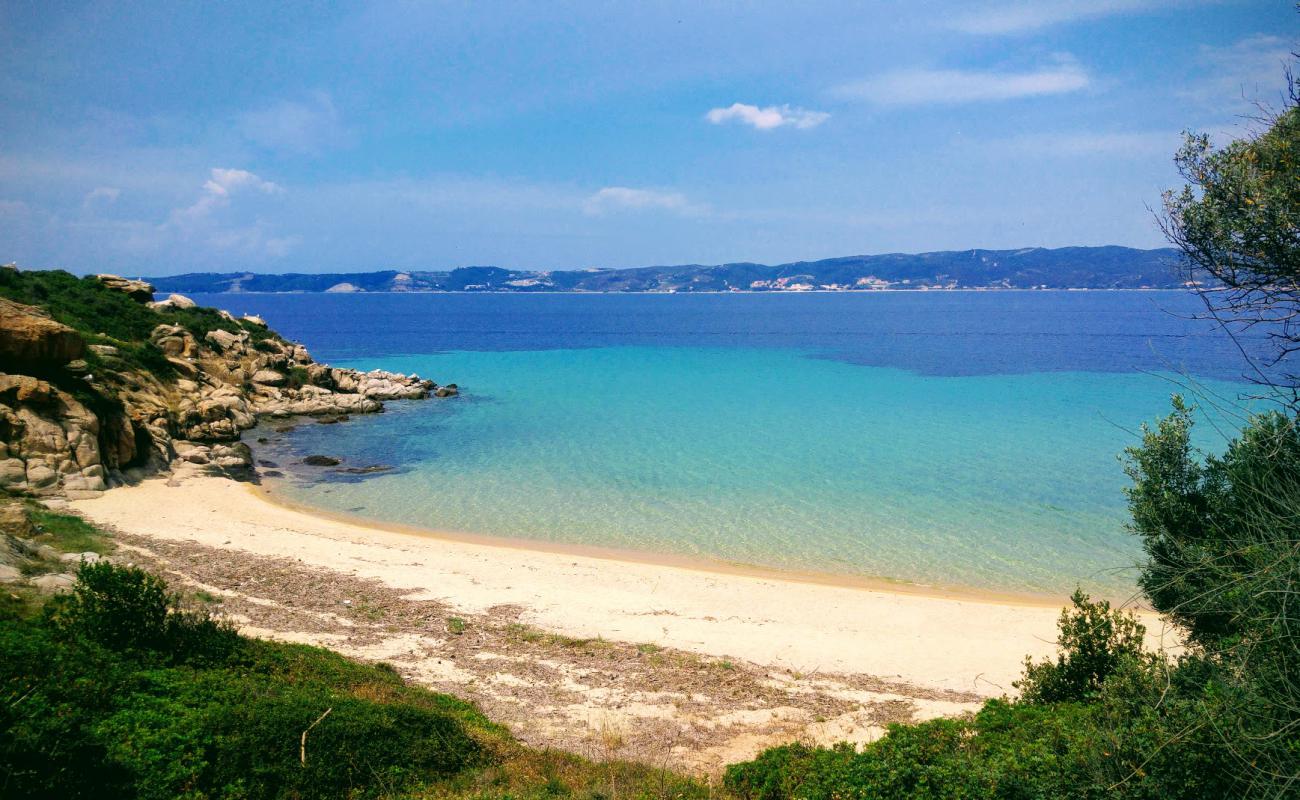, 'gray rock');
32,572,76,592
252,369,286,386
60,551,101,565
